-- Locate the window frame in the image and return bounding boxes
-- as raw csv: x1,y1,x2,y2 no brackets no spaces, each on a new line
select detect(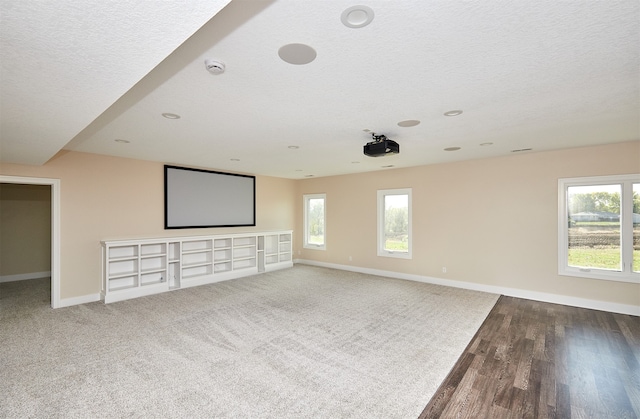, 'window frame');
377,188,412,259
303,193,326,250
558,174,639,284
